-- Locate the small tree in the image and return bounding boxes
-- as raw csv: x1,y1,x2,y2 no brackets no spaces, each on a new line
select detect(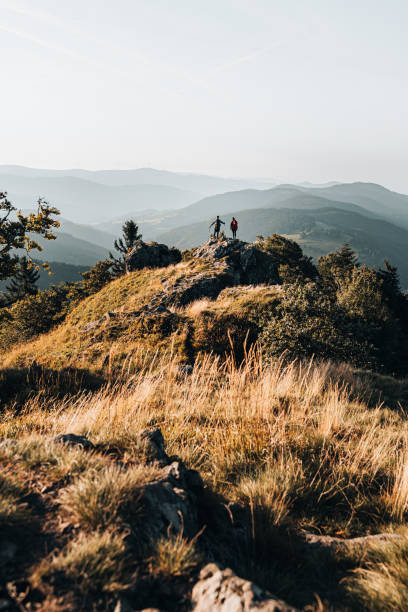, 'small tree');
5,257,40,304
0,192,59,281
318,243,358,294
110,220,142,277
